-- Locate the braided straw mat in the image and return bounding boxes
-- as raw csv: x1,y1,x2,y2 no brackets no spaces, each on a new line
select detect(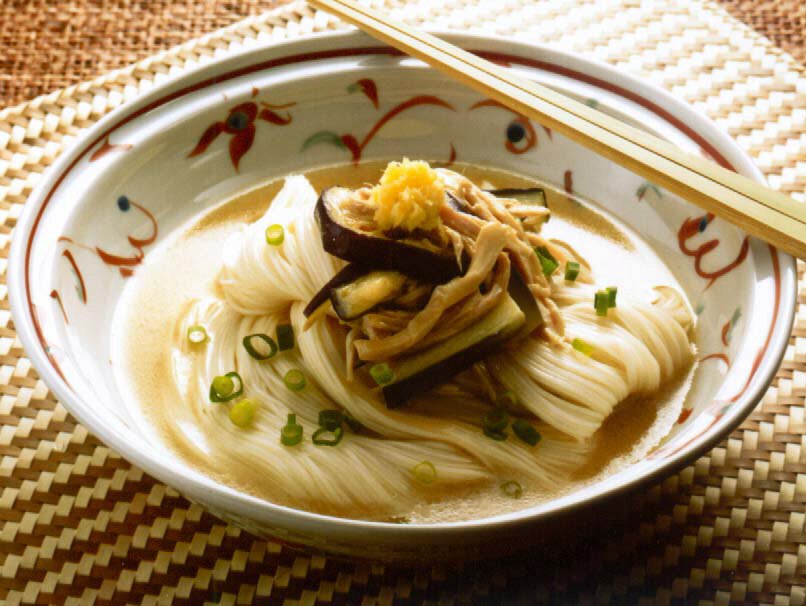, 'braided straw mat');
1,1,805,604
